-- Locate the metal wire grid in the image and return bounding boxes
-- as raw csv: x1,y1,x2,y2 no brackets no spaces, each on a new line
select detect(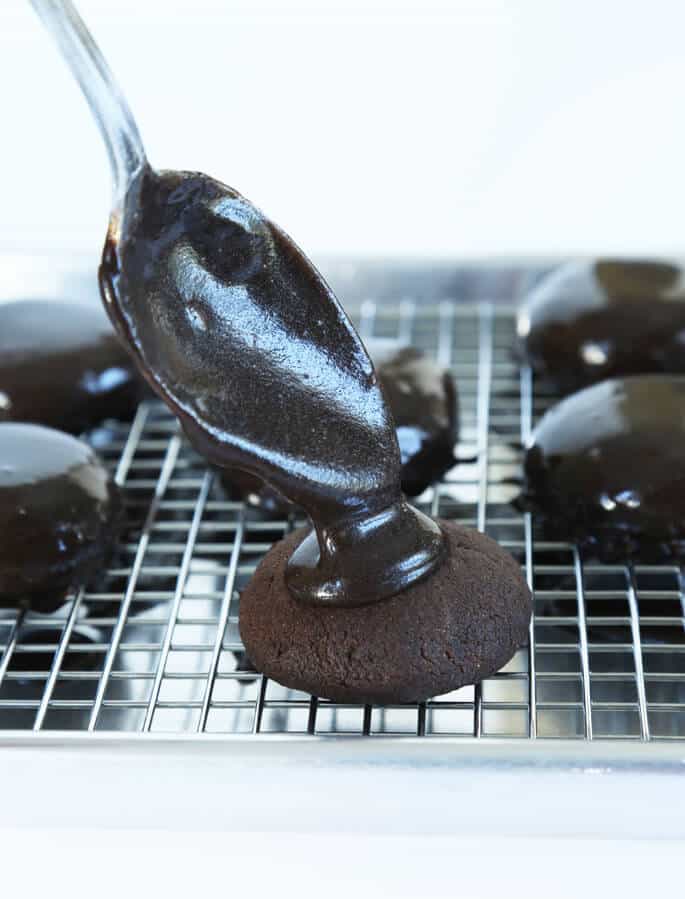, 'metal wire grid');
1,299,685,740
